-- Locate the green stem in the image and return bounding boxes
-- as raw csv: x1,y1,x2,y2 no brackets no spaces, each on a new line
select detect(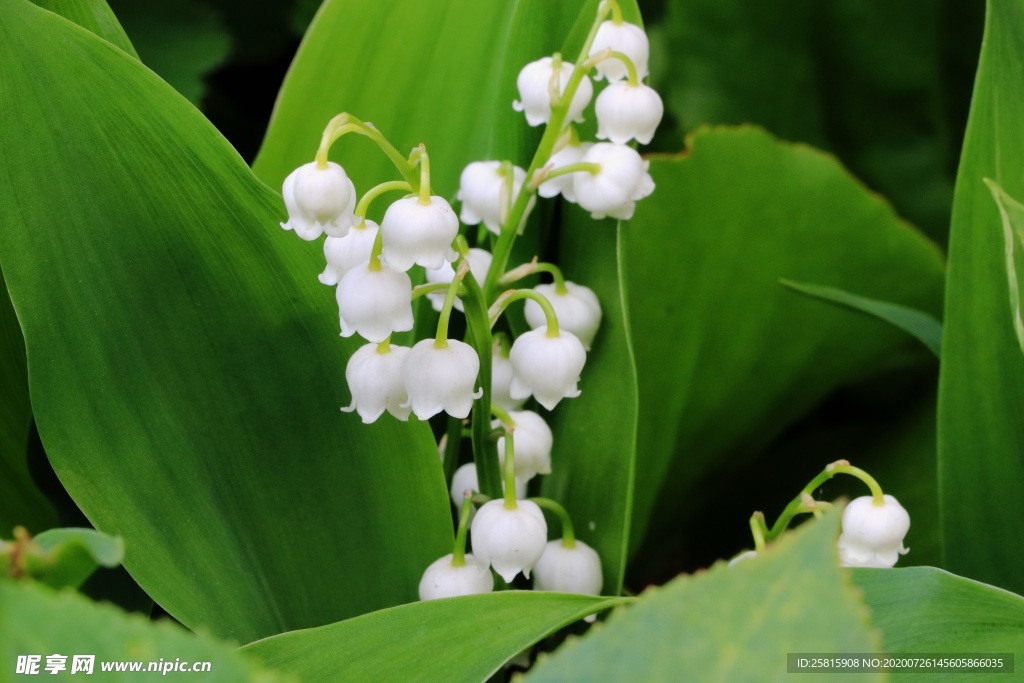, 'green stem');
416,145,432,204
602,0,623,24
602,50,639,86
376,335,391,354
482,5,609,299
367,224,385,271
489,289,560,336
765,460,886,541
412,283,454,300
355,180,412,218
749,515,766,552
503,430,518,509
491,403,515,427
315,114,417,186
498,261,569,295
451,495,474,566
530,497,576,547
461,272,502,499
538,162,601,183
435,261,469,347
